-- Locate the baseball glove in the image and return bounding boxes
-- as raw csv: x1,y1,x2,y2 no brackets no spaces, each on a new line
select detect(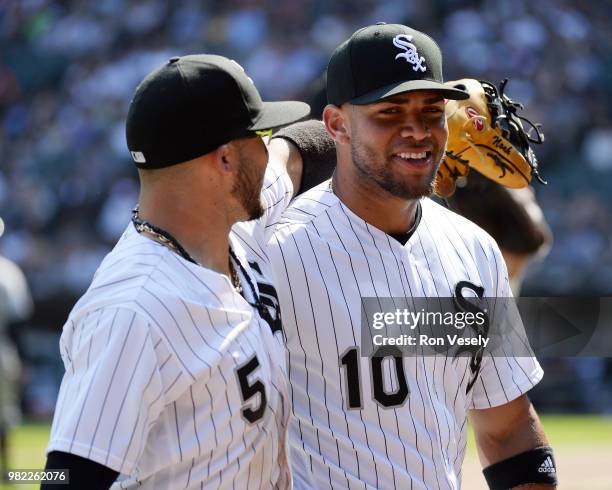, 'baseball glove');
435,78,546,198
